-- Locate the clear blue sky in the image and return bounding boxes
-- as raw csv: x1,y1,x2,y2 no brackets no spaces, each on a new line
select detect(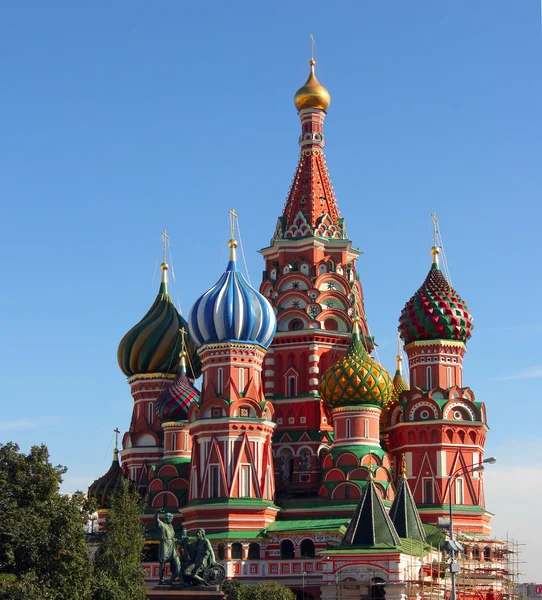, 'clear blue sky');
1,0,540,581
